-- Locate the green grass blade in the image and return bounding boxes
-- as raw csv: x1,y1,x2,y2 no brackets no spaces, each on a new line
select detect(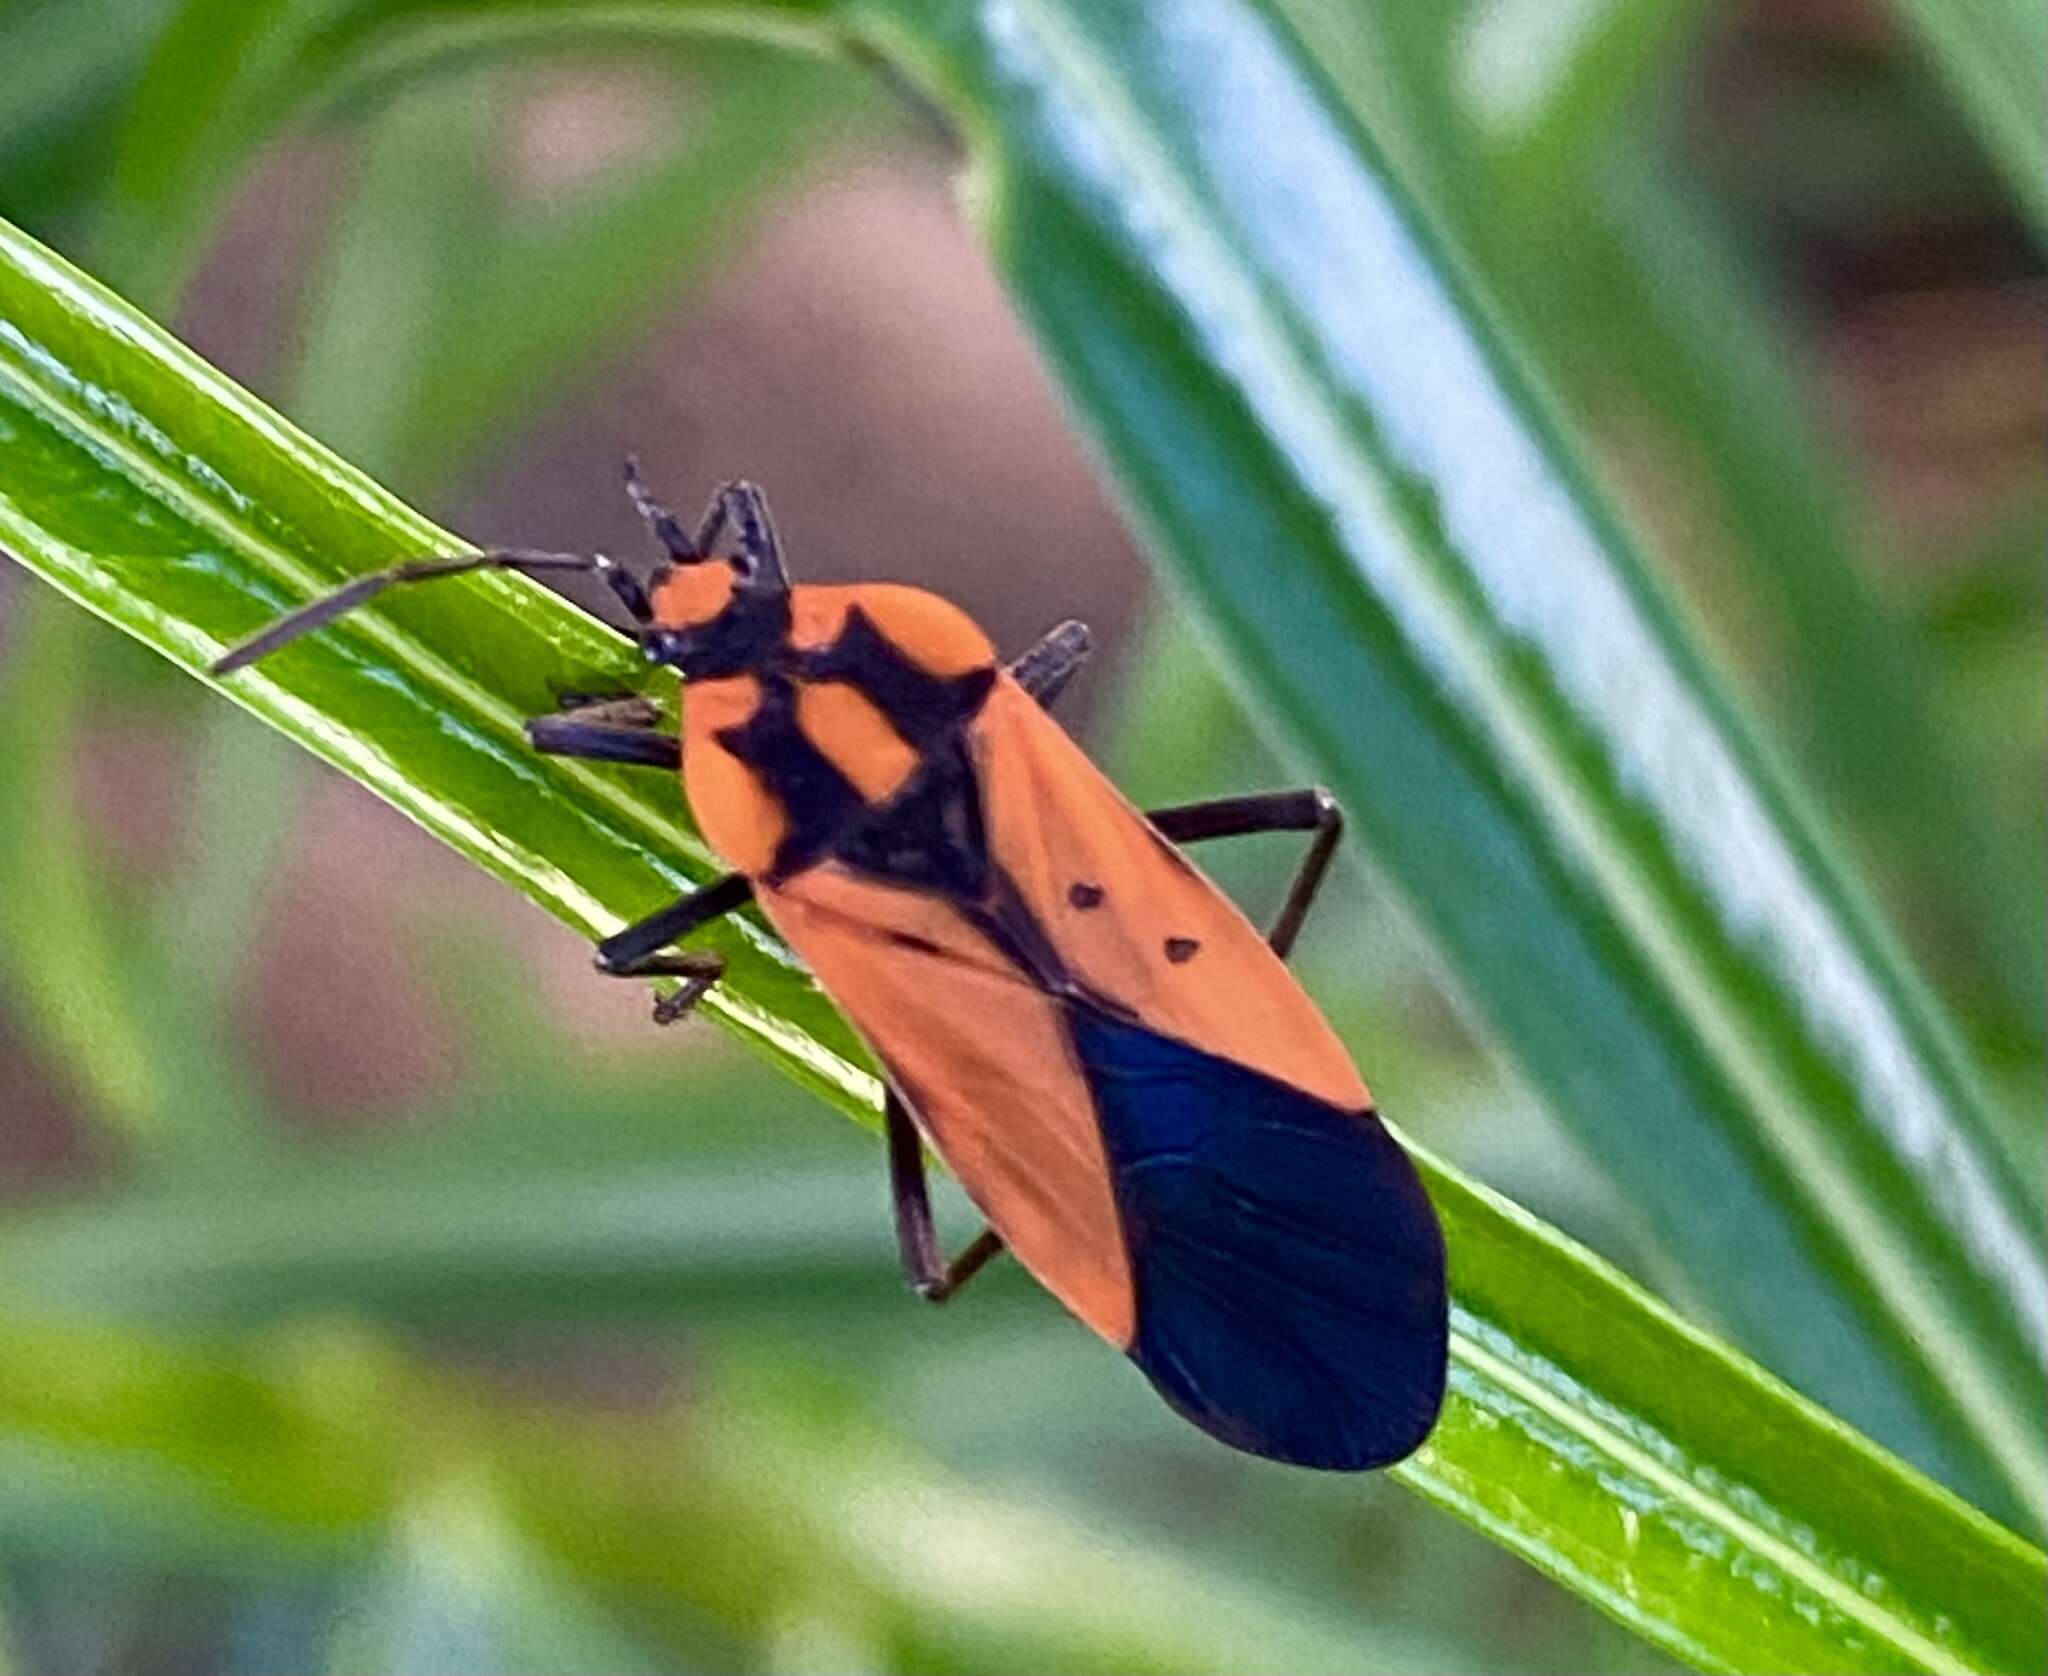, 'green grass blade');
0,597,166,1140
0,1152,892,1326
1293,0,2046,1156
910,0,2045,1527
1415,1165,2044,1676
1589,165,2046,1071
0,0,175,235
284,62,506,478
1890,0,2048,240
97,0,319,303
1,1112,2043,1672
0,213,872,1112
0,1318,1414,1674
387,47,866,489
0,123,2042,1676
